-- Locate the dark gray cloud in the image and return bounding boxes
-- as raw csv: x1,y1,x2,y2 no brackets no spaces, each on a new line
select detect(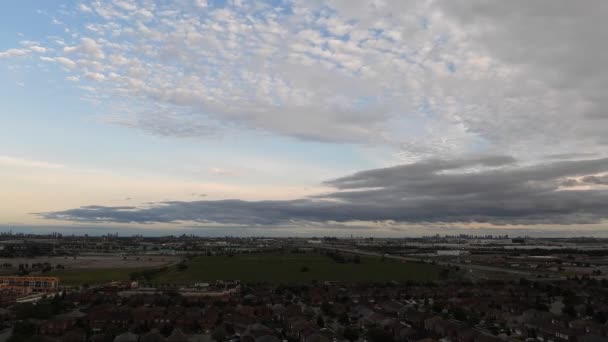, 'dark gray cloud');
38,156,608,226
544,153,600,161
581,175,608,185
561,174,608,187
